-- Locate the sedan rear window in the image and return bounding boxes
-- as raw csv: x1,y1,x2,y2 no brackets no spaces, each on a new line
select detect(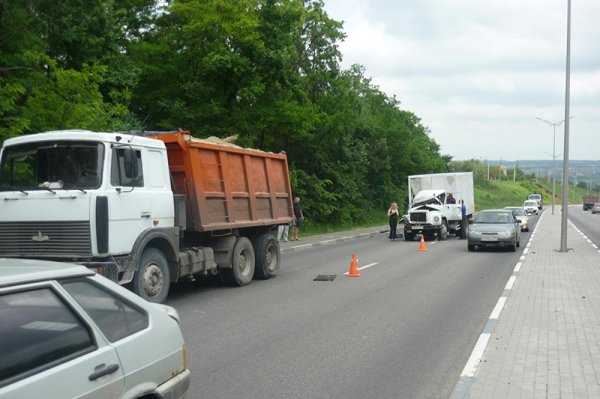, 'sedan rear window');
0,288,96,386
62,280,148,342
